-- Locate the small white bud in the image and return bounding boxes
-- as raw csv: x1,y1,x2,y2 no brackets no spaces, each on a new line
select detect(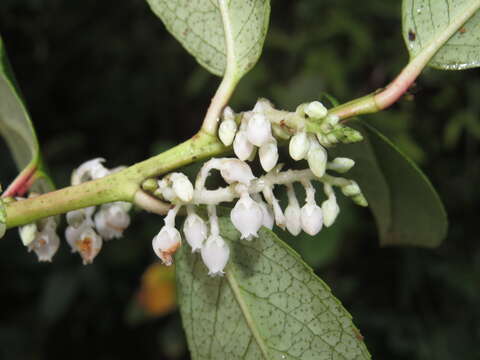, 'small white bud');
326,114,340,127
352,194,368,207
95,202,131,240
219,107,237,146
201,235,230,276
230,194,263,239
307,139,328,178
72,158,109,185
152,226,182,266
341,181,361,197
289,131,310,161
66,206,95,228
233,130,254,161
170,173,194,202
305,101,328,119
183,213,208,252
285,203,302,236
257,200,274,230
66,224,103,264
19,223,38,247
28,223,60,262
301,203,323,236
252,98,273,114
259,139,279,172
322,198,340,227
246,113,272,147
220,159,255,185
329,157,355,173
